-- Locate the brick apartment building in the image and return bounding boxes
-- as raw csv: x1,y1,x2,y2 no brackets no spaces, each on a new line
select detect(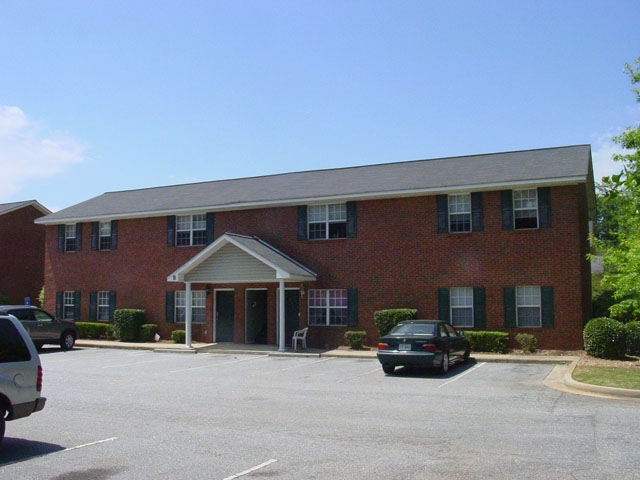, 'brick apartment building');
0,200,51,304
35,145,595,350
